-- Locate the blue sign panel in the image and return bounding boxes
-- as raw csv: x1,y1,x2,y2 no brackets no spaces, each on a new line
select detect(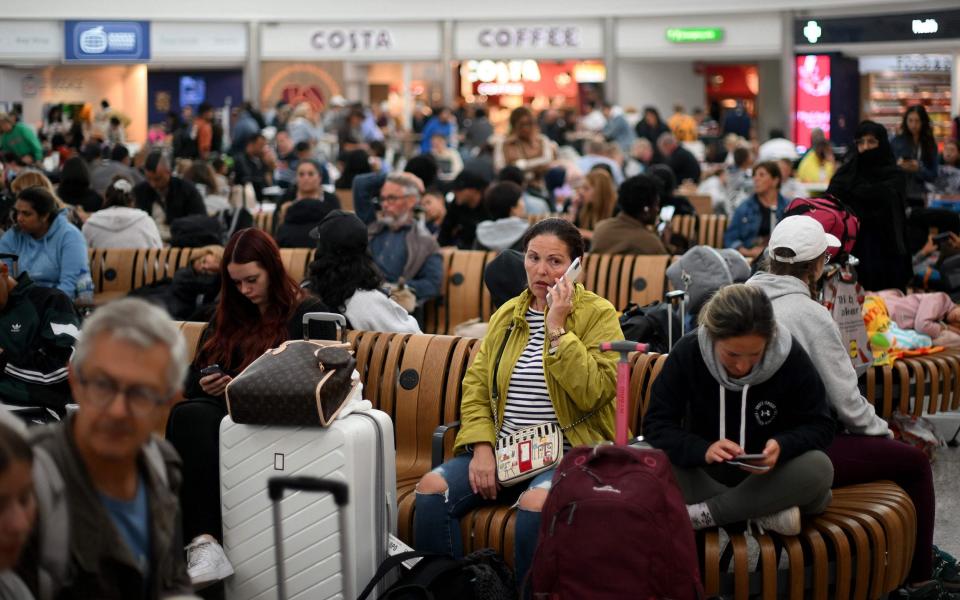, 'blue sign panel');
64,21,150,61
